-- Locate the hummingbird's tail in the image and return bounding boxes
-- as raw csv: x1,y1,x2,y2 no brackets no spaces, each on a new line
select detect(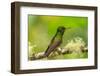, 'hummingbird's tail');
44,52,49,57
